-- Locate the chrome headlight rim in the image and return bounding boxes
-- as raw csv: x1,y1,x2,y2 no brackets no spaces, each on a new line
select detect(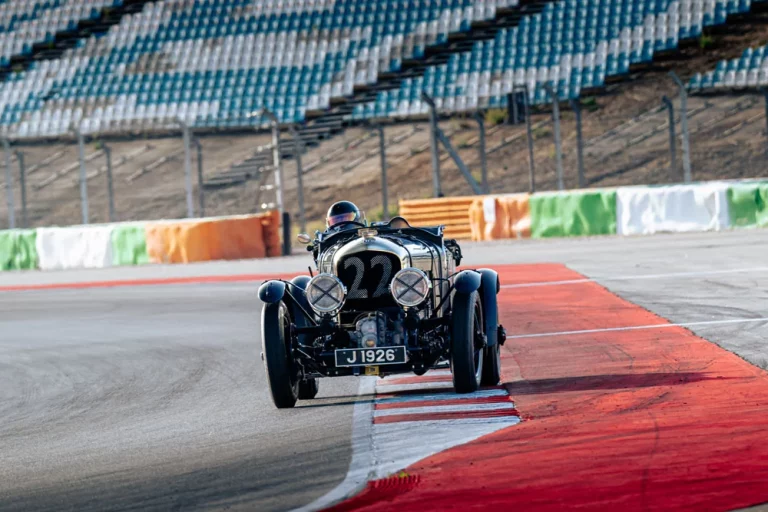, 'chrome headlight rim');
391,267,432,308
306,273,347,315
